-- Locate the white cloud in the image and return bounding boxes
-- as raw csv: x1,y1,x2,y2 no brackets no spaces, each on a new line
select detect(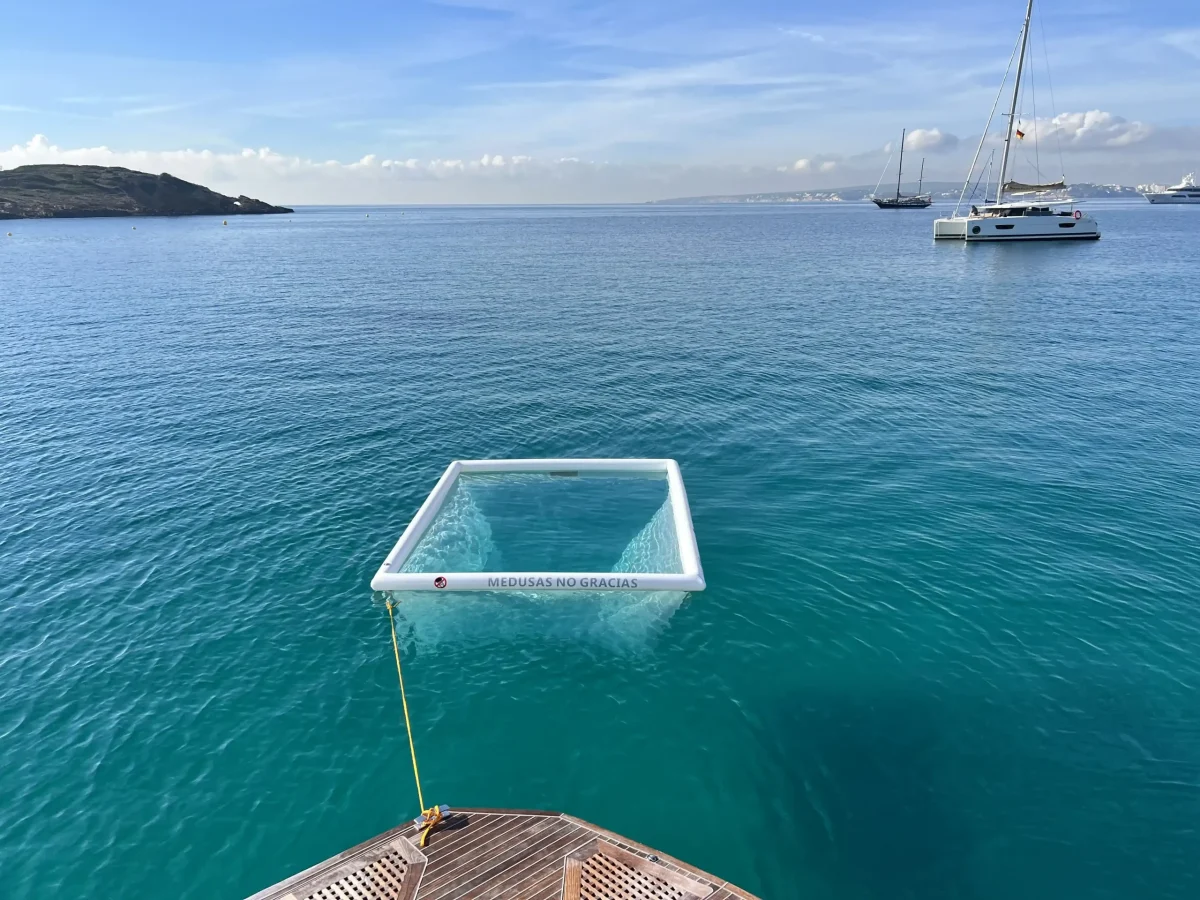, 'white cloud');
2,114,1192,204
0,135,542,187
1043,110,1152,148
778,157,837,174
3,134,812,203
904,128,958,153
979,111,1162,158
